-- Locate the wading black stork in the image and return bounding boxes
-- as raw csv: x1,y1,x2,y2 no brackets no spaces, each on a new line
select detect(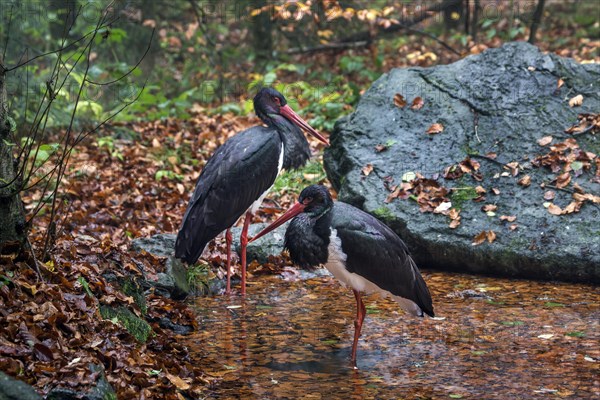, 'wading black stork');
250,185,434,367
175,88,328,295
